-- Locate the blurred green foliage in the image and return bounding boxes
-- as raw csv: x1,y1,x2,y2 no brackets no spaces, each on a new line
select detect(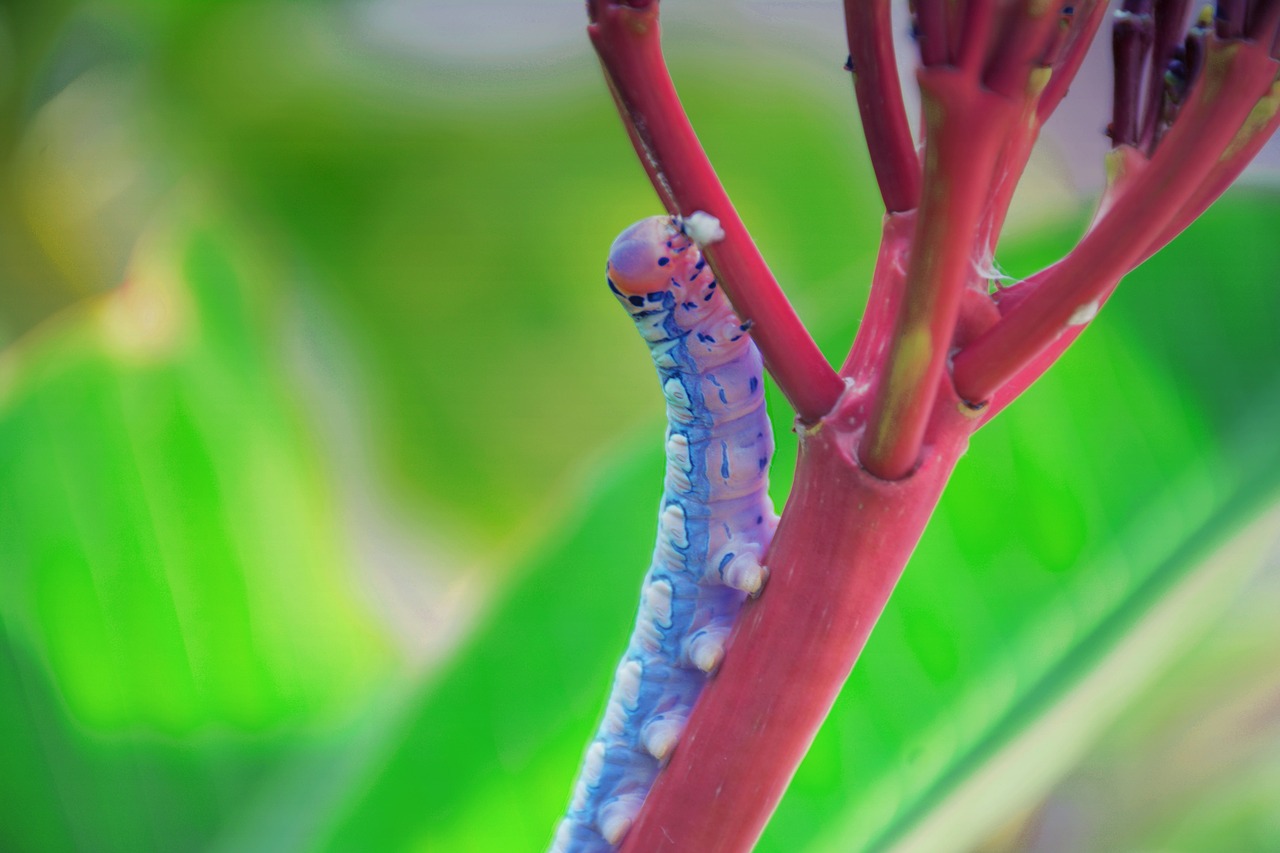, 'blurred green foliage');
2,2,1279,852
